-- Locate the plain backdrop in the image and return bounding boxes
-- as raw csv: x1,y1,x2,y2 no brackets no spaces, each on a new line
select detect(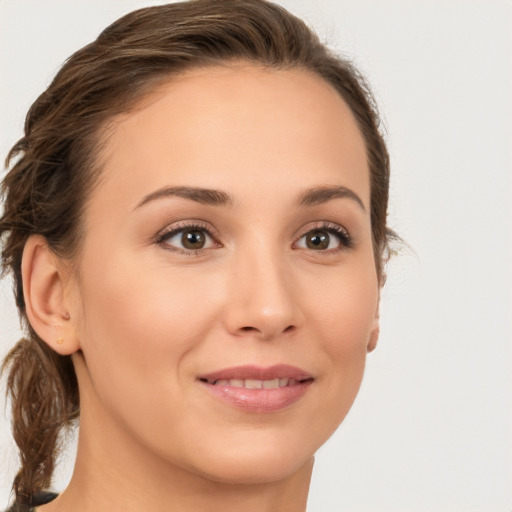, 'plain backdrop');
0,1,511,511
